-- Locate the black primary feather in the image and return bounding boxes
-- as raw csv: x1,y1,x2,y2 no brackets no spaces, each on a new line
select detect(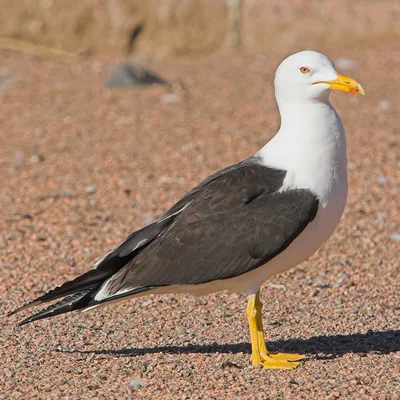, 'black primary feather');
8,210,184,317
18,291,93,327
